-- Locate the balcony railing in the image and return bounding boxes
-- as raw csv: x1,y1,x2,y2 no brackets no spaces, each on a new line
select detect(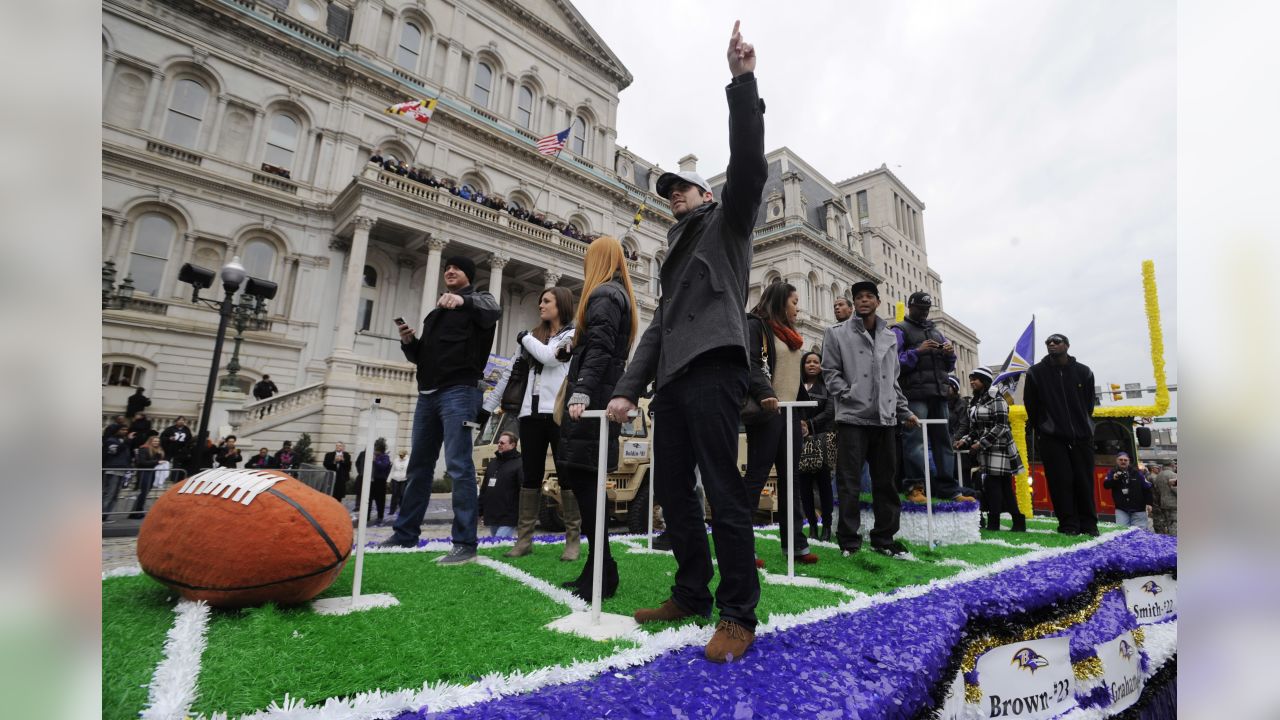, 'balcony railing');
253,171,299,194
146,140,203,166
362,166,639,273
228,382,326,431
355,359,416,385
